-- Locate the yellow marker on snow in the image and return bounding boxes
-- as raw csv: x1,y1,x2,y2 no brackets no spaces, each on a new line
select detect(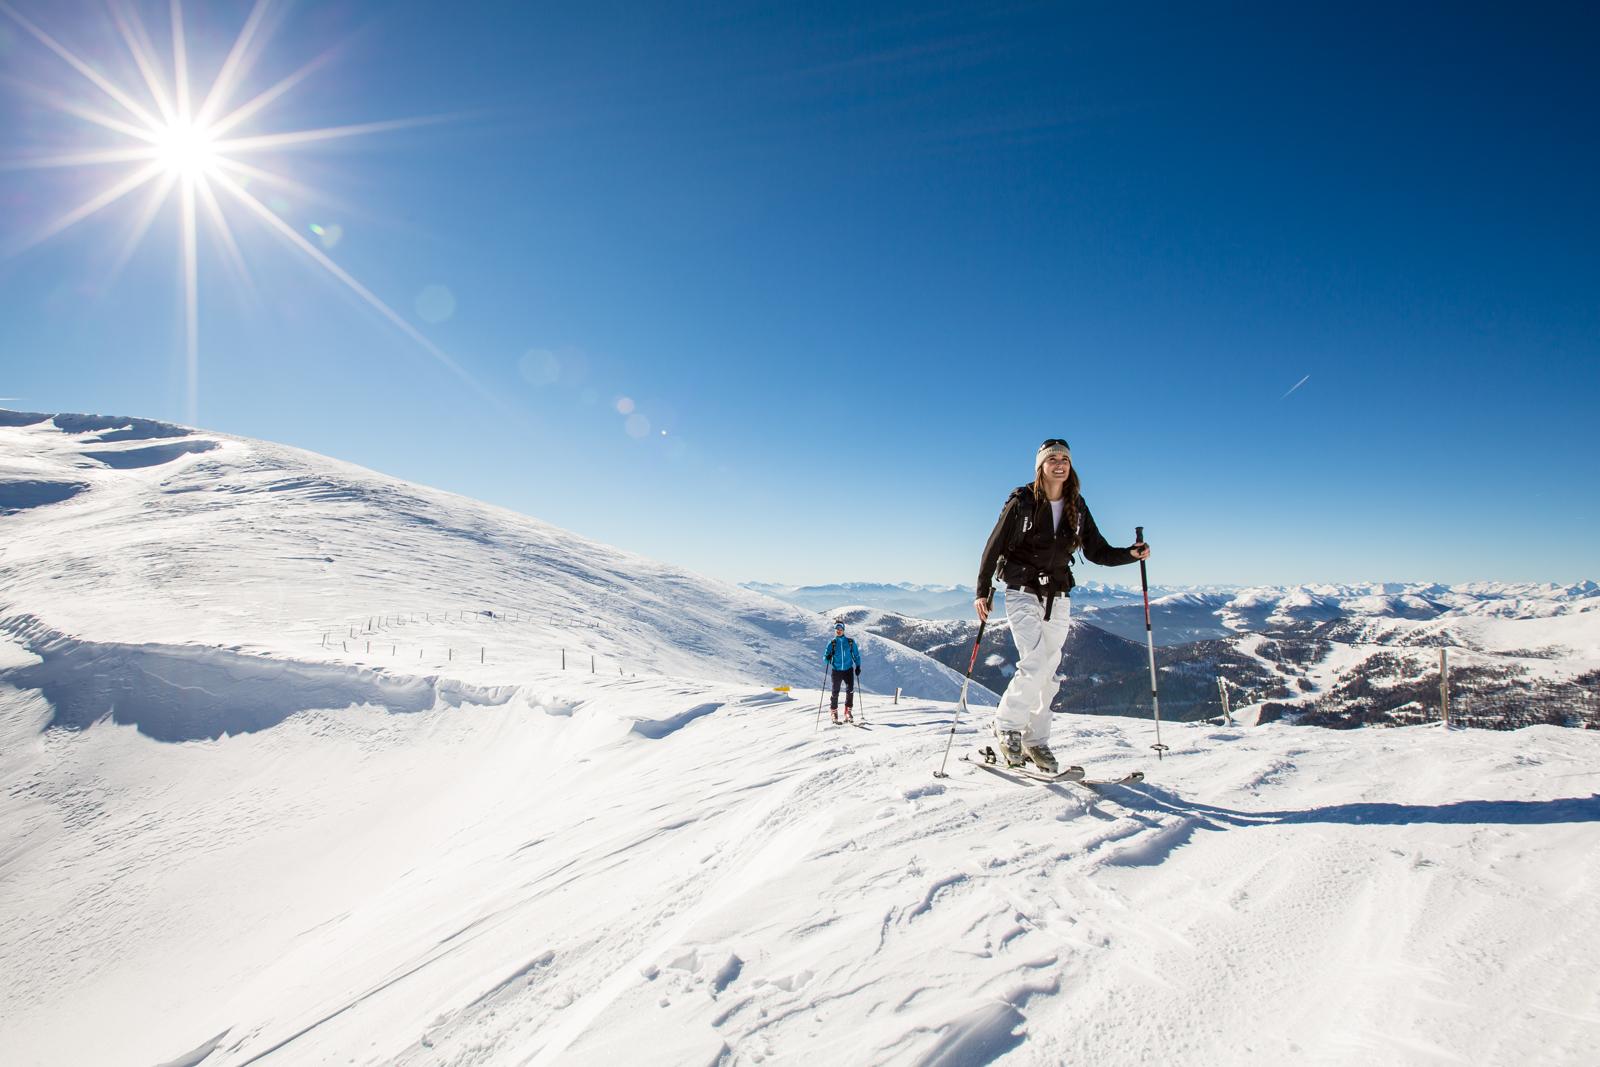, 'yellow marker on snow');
772,685,791,693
